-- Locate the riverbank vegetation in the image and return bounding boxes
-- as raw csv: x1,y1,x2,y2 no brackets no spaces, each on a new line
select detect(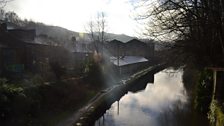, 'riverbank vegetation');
178,63,224,126
208,99,224,126
135,0,224,125
194,69,213,114
0,59,105,126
